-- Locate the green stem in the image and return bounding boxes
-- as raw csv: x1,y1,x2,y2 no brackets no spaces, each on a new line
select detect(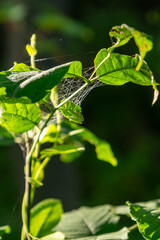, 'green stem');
35,157,51,180
50,87,61,144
